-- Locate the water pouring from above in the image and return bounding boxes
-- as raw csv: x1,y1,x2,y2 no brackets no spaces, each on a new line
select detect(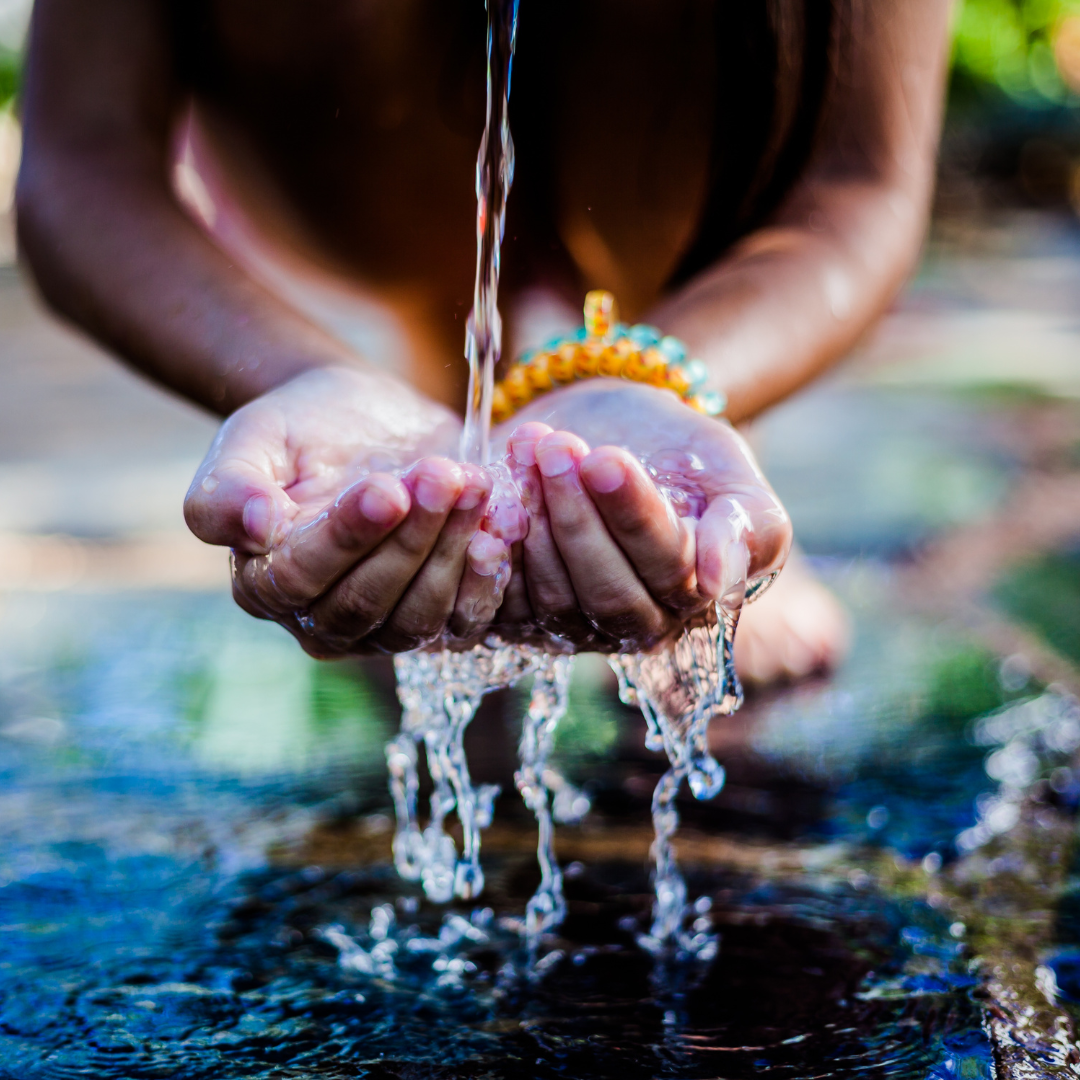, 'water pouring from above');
391,0,788,956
